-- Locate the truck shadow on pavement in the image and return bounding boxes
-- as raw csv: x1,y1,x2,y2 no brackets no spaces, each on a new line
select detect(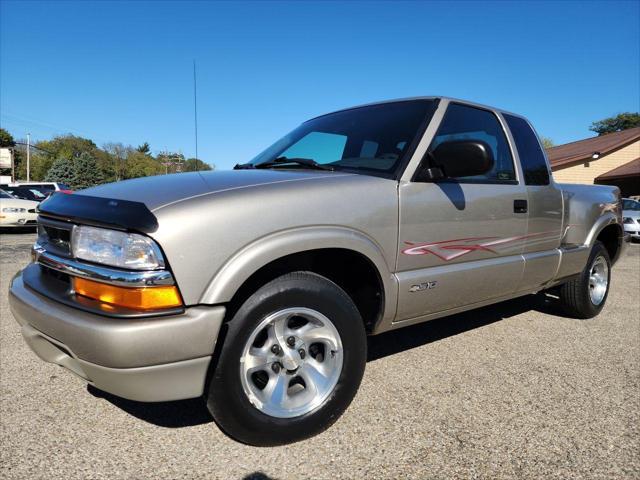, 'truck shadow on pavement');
87,291,563,429
366,291,560,361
